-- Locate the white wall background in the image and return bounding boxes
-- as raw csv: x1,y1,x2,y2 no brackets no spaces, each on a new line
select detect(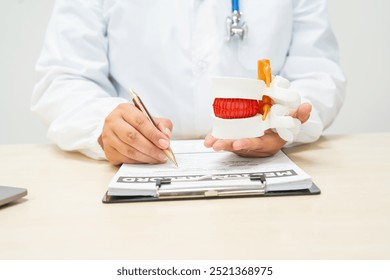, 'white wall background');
0,0,54,144
326,0,390,135
1,0,389,145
